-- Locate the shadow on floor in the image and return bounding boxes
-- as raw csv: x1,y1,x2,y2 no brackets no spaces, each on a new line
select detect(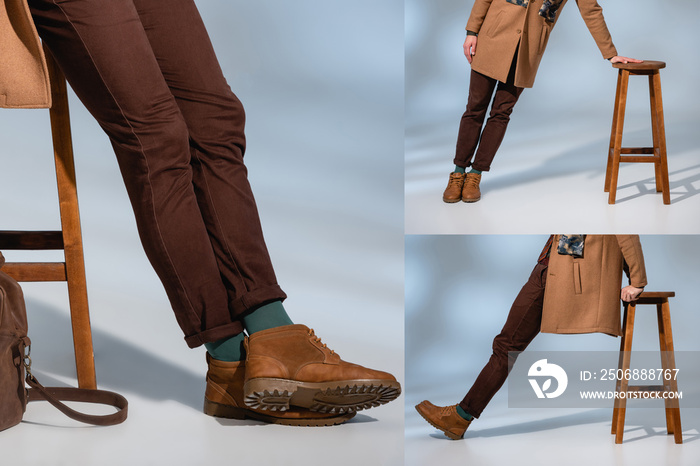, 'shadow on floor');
425,407,700,443
25,299,208,411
